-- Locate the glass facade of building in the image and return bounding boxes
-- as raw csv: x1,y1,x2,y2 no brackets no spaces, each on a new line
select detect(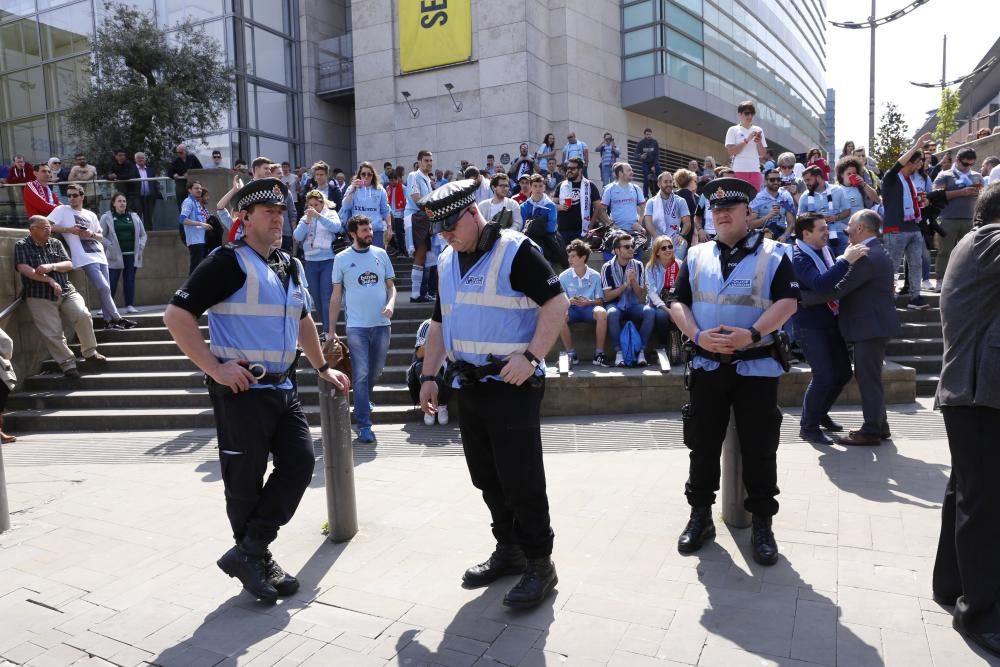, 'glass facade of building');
622,0,826,149
0,0,301,168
